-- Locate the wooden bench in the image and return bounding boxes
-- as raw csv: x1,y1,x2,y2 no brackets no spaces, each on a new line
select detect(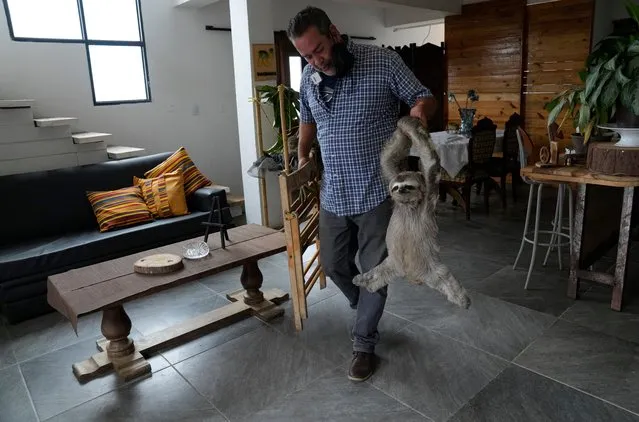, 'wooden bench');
47,224,289,383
